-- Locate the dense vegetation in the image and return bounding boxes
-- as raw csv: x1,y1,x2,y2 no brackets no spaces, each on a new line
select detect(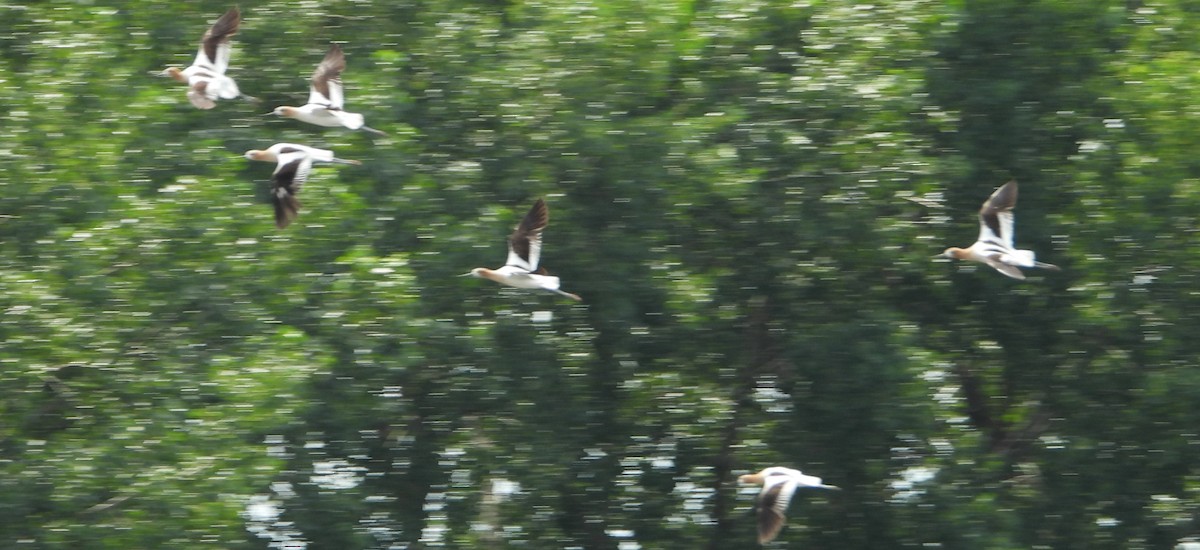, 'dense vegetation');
2,0,1200,548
